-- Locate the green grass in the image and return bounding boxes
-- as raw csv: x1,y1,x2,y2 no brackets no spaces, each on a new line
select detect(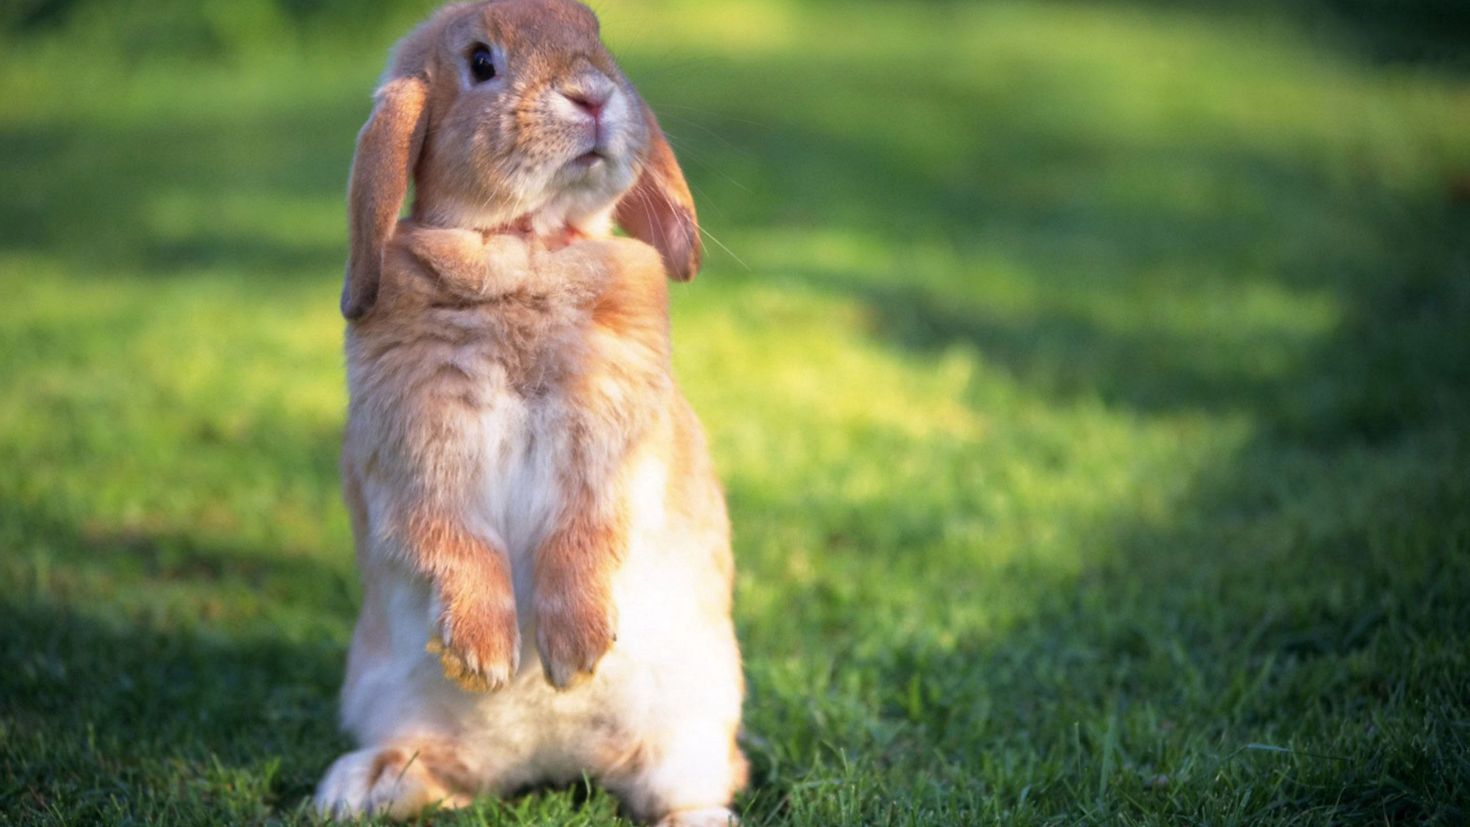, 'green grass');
3,0,1469,823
